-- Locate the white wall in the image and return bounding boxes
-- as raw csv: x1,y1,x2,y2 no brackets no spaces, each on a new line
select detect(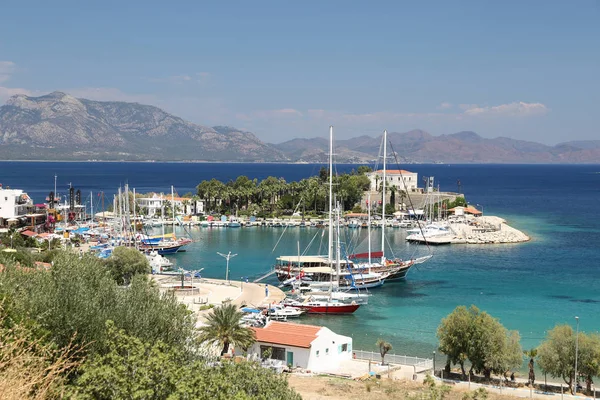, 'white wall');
245,342,311,369
367,171,419,192
0,189,32,219
306,328,353,371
